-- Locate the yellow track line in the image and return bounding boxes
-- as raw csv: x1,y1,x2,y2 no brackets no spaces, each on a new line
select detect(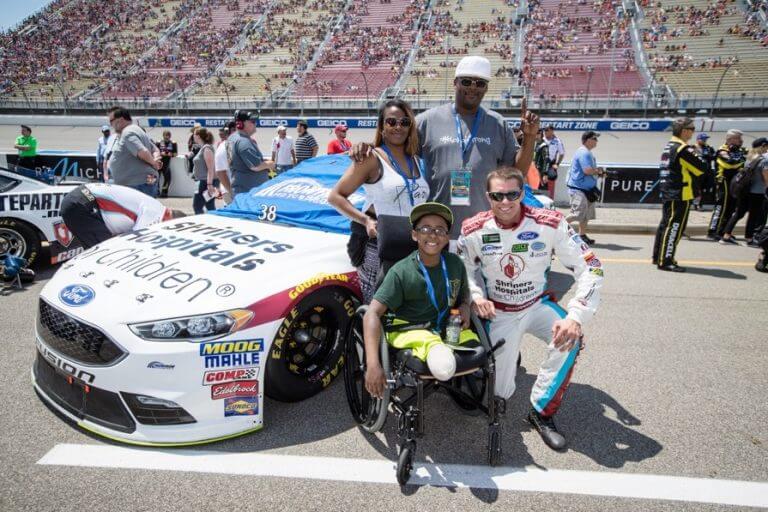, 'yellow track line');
600,257,756,267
